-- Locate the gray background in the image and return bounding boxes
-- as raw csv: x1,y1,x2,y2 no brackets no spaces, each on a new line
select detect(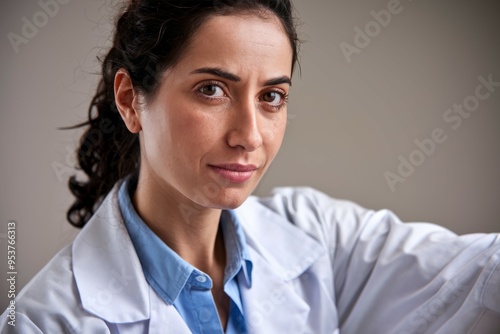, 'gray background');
1,0,499,310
